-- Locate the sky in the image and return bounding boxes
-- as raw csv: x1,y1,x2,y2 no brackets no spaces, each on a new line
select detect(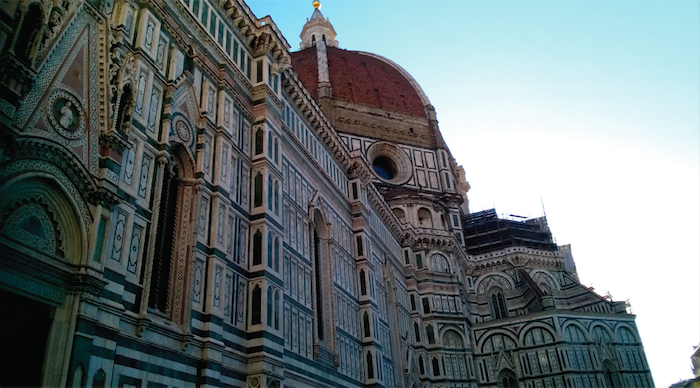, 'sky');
248,1,700,386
